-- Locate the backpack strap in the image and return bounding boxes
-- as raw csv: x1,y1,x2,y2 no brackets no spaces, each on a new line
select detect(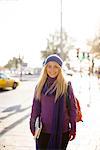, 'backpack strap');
66,81,71,115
